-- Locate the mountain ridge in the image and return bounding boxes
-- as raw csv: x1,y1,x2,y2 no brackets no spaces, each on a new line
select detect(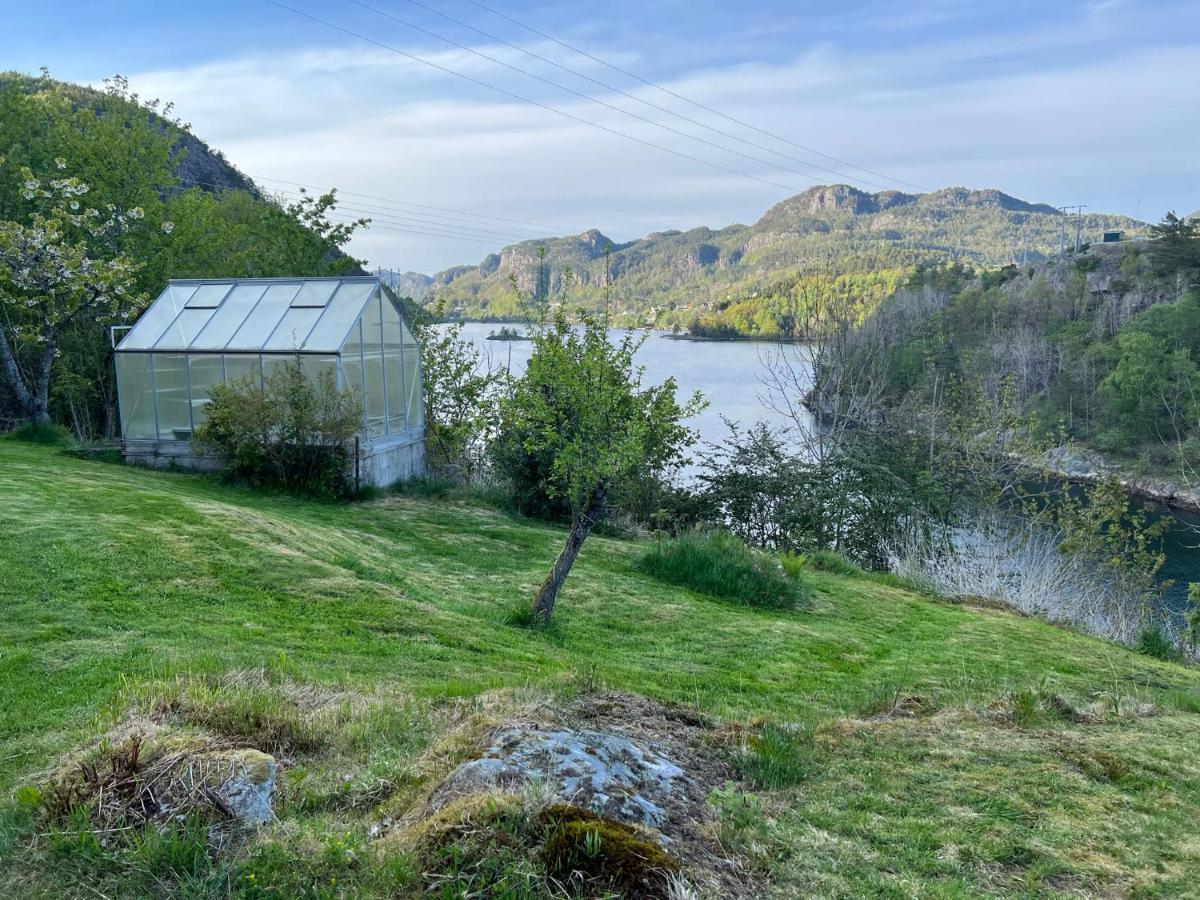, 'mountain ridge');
406,184,1141,334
